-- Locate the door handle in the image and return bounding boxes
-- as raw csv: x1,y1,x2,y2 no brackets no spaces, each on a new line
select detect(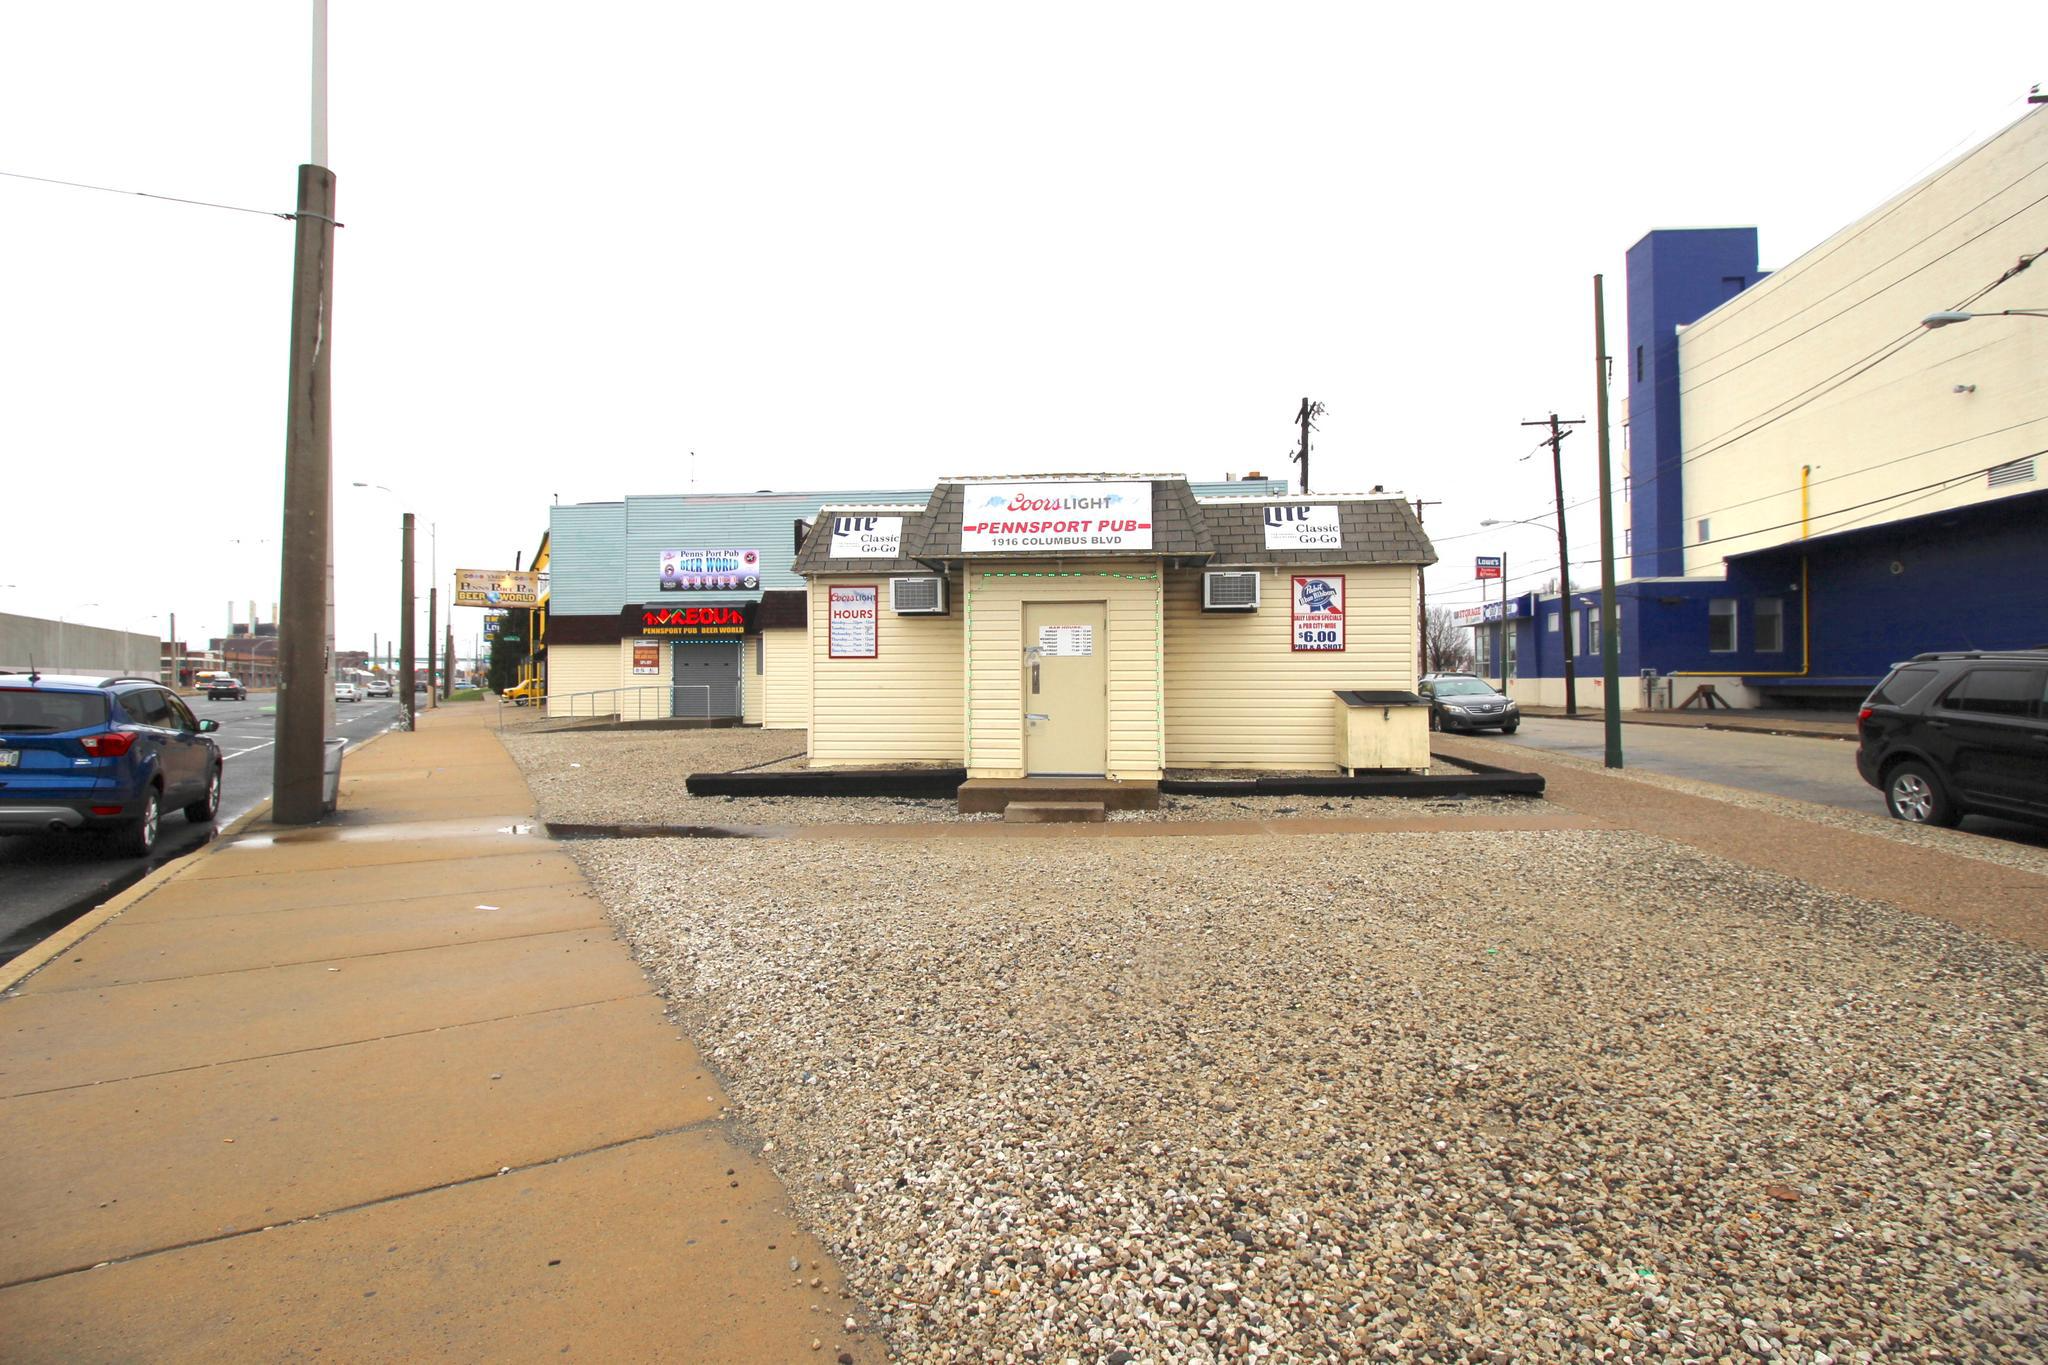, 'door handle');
1025,713,1049,723
1926,720,1949,730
